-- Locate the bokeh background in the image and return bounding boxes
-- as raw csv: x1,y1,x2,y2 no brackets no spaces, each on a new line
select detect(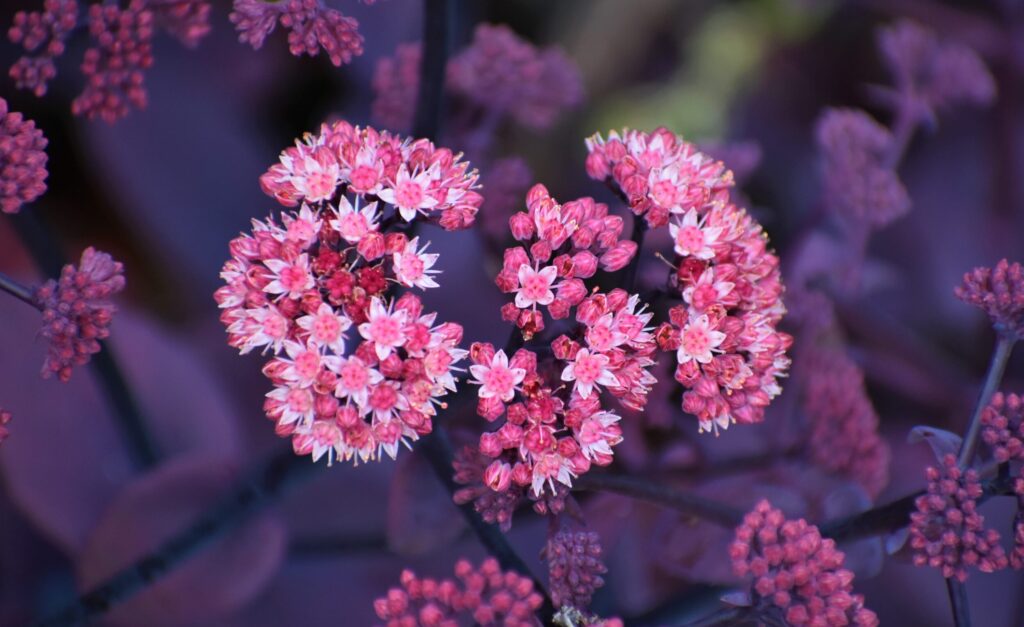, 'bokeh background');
1,0,1023,625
